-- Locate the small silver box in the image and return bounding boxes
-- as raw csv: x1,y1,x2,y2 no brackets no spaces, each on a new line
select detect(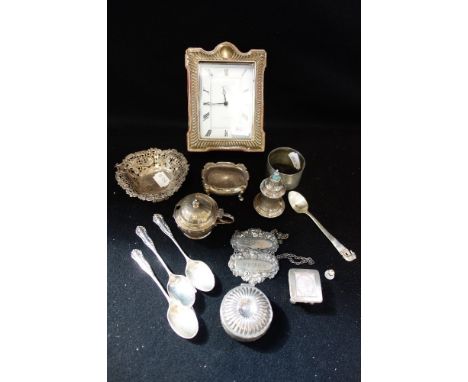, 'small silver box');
288,269,323,304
